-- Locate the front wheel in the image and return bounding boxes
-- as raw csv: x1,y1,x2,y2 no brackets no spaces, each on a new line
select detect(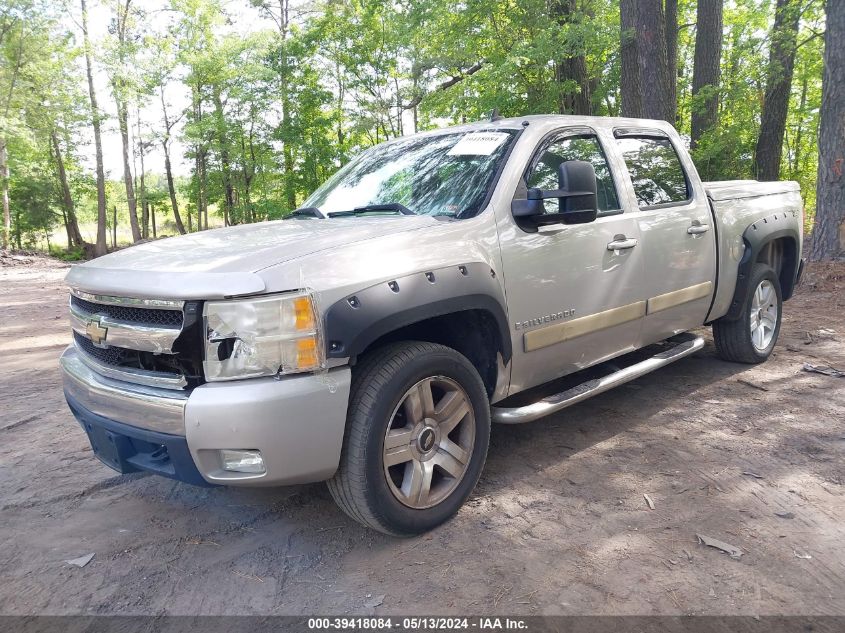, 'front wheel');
327,341,490,536
713,263,783,364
